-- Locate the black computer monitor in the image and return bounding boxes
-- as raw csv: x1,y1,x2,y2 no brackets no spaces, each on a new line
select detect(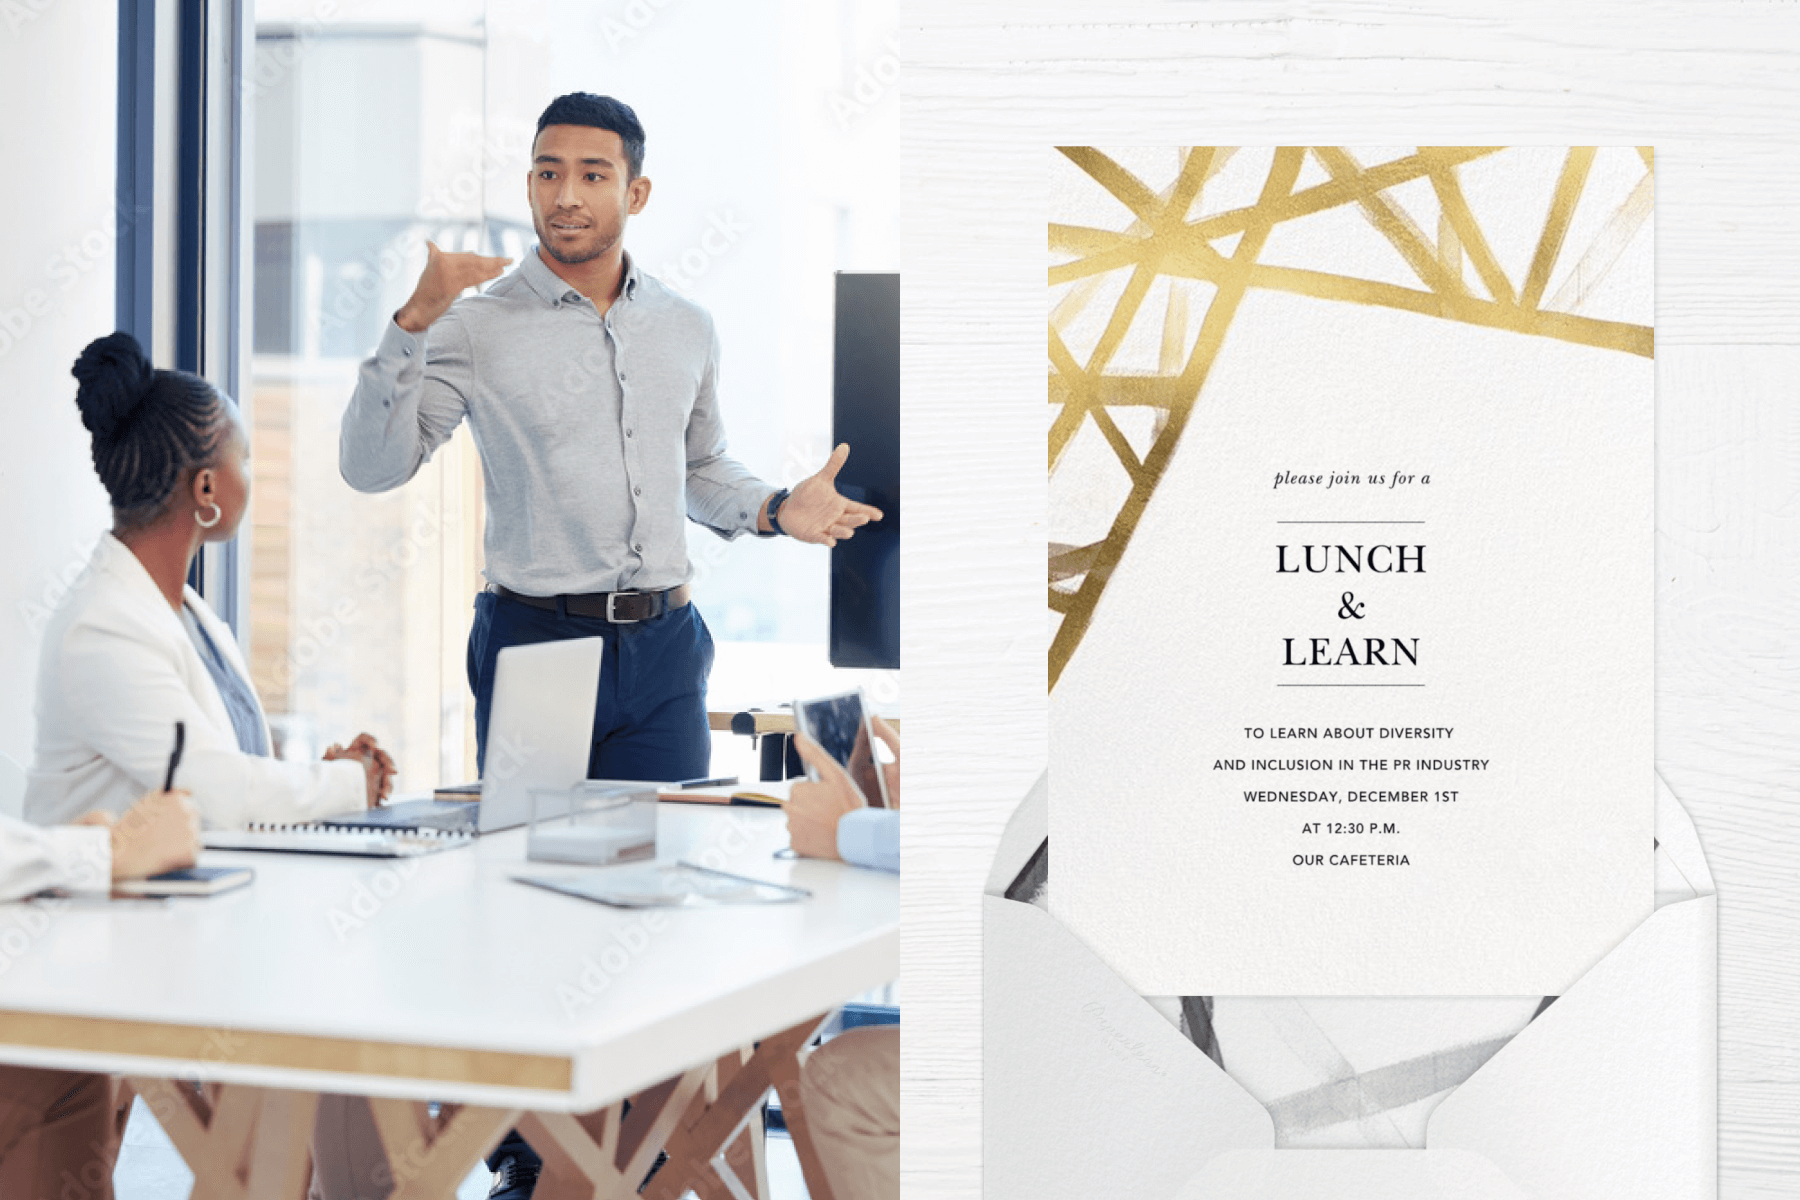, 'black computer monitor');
830,272,899,669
